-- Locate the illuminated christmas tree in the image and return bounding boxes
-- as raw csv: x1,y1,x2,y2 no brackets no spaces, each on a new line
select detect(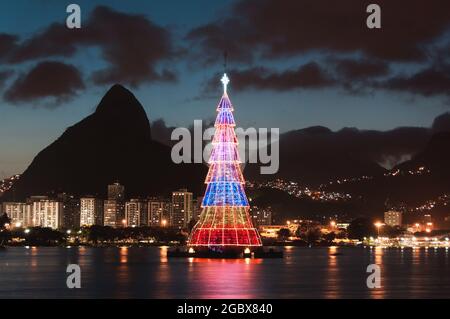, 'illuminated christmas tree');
188,73,262,249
